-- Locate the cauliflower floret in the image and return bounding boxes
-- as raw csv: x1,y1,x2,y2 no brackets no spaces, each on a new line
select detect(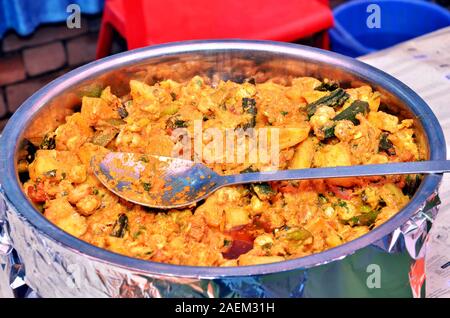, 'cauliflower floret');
254,234,274,248
368,111,399,133
76,195,101,216
335,201,357,220
68,164,87,184
334,120,355,142
215,187,246,204
345,86,380,112
389,128,419,161
81,96,120,126
130,80,171,119
310,106,335,140
115,130,142,149
68,183,92,204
